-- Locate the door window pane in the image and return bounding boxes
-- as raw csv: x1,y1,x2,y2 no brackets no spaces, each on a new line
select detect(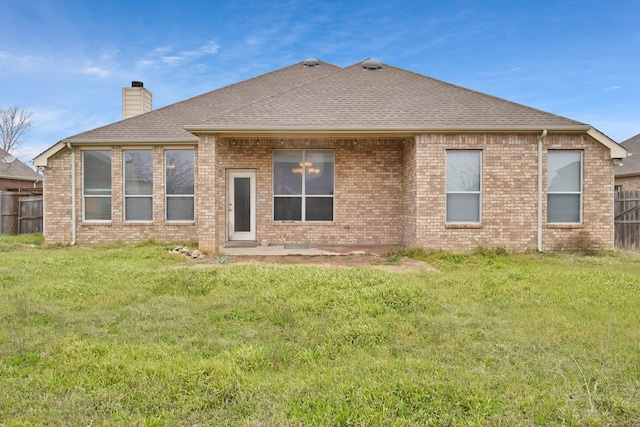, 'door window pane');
234,177,251,232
